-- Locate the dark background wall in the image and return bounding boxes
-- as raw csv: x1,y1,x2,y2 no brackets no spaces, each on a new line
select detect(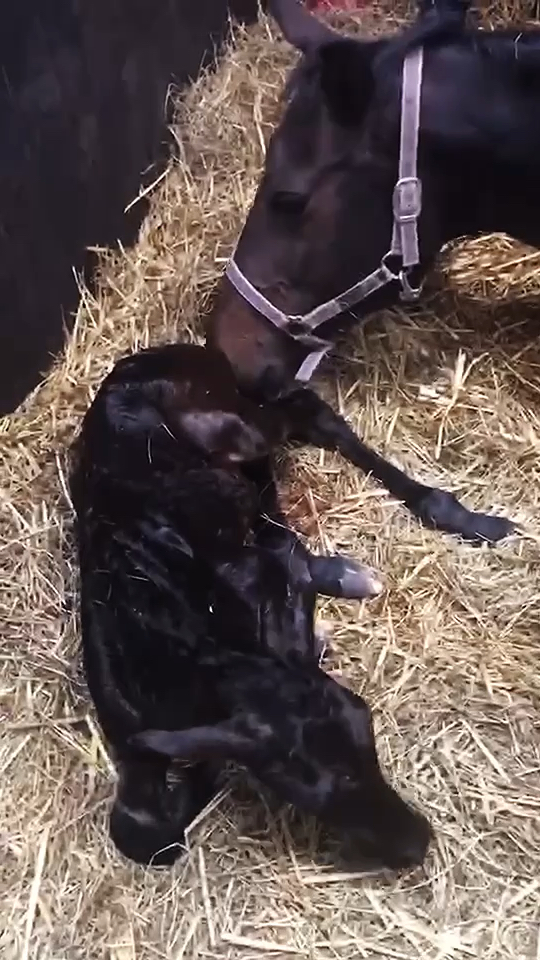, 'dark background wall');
0,0,264,414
